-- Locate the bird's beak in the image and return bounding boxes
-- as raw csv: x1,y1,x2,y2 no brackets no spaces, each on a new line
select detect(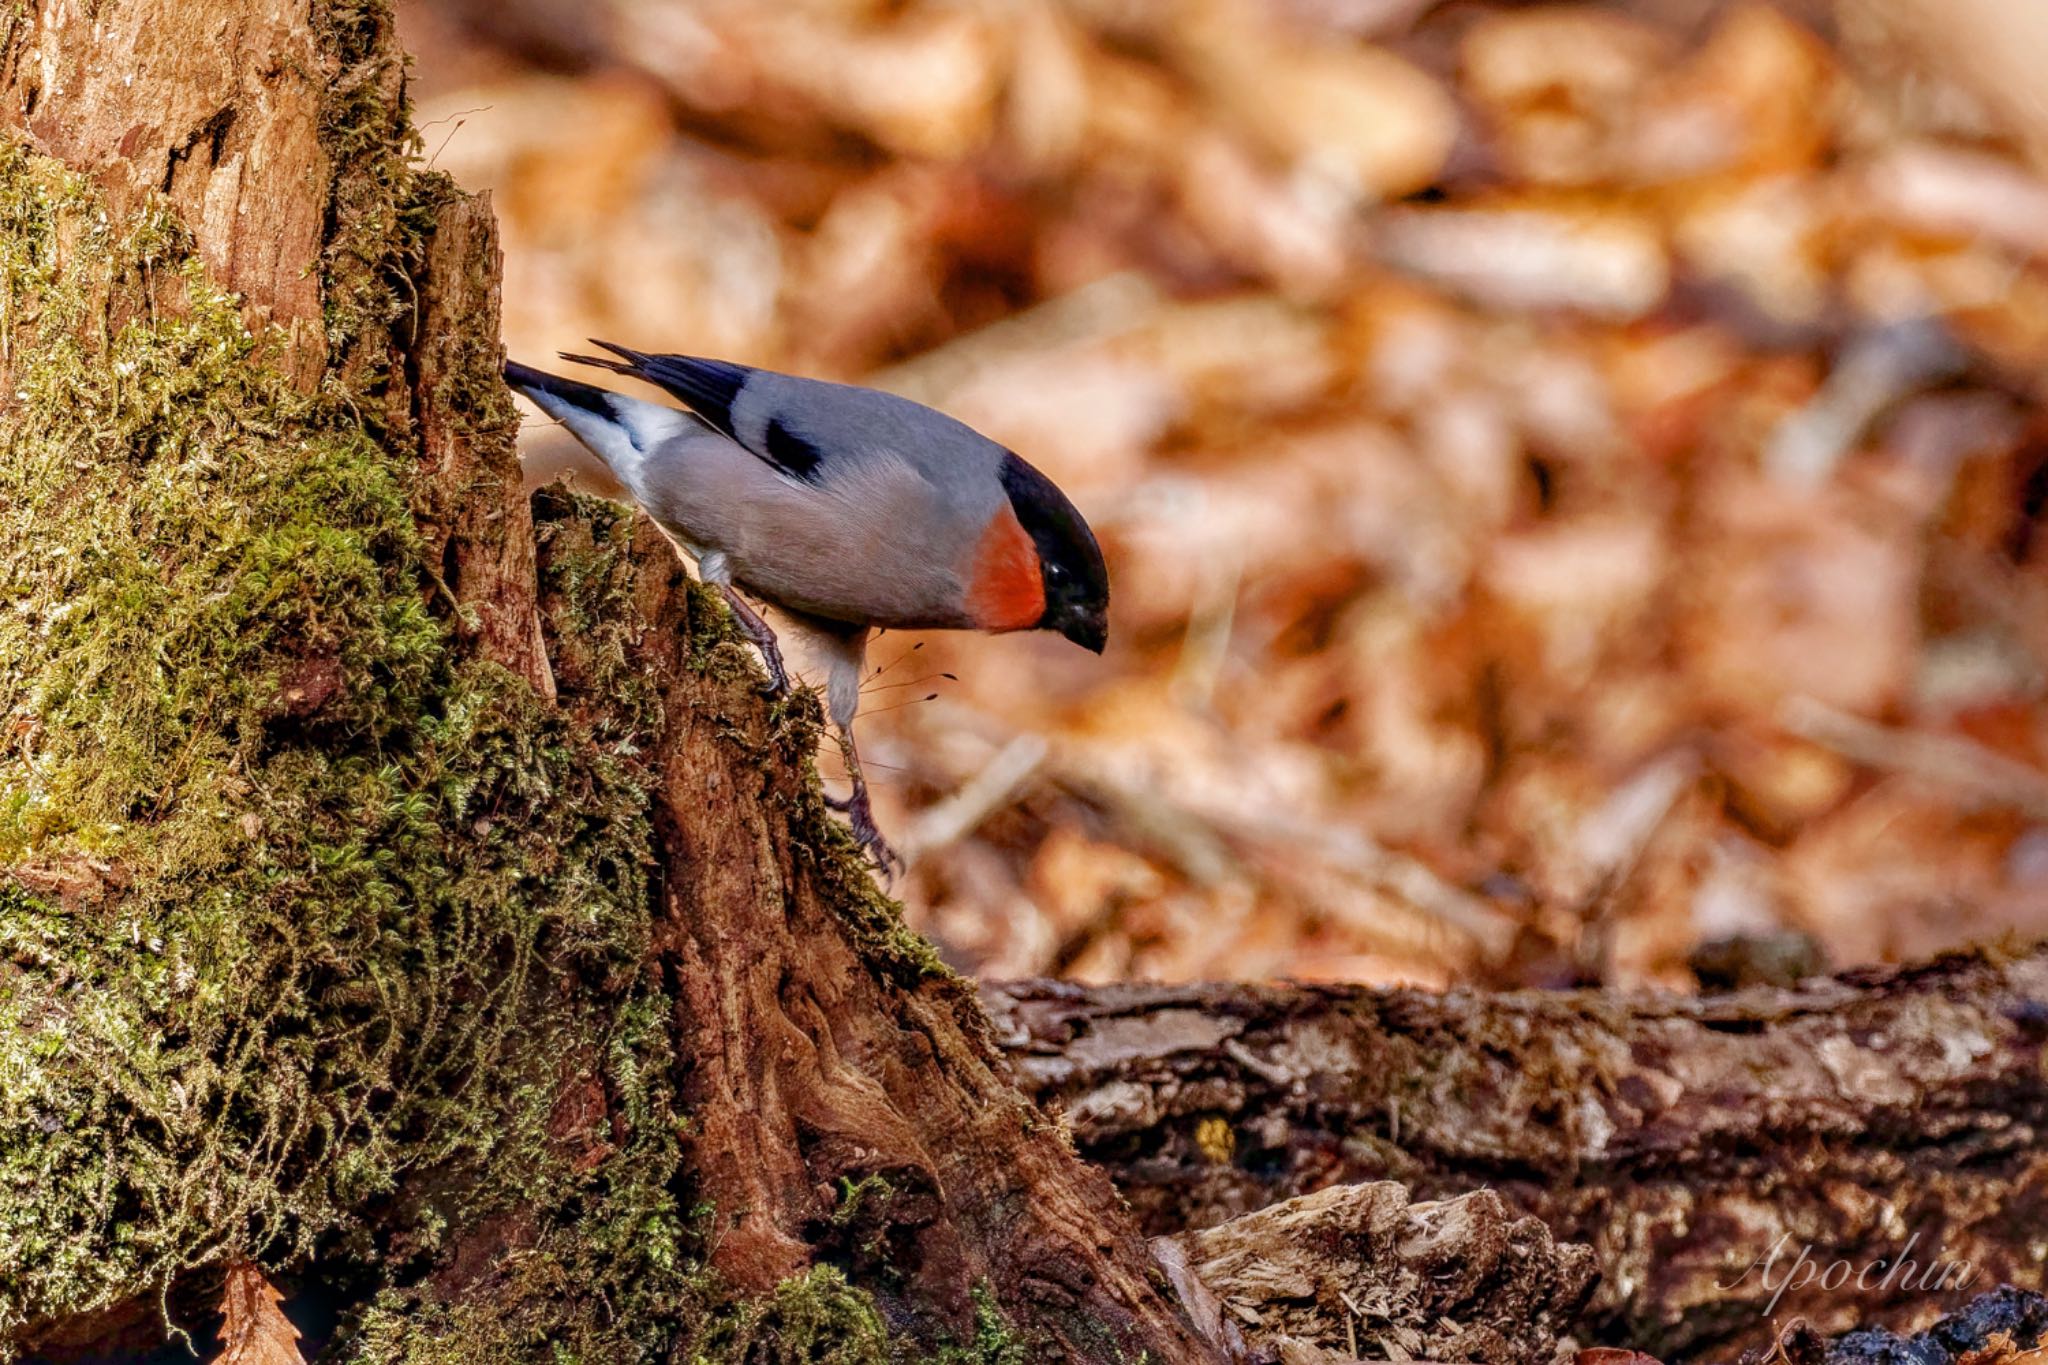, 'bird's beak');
1060,609,1108,654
